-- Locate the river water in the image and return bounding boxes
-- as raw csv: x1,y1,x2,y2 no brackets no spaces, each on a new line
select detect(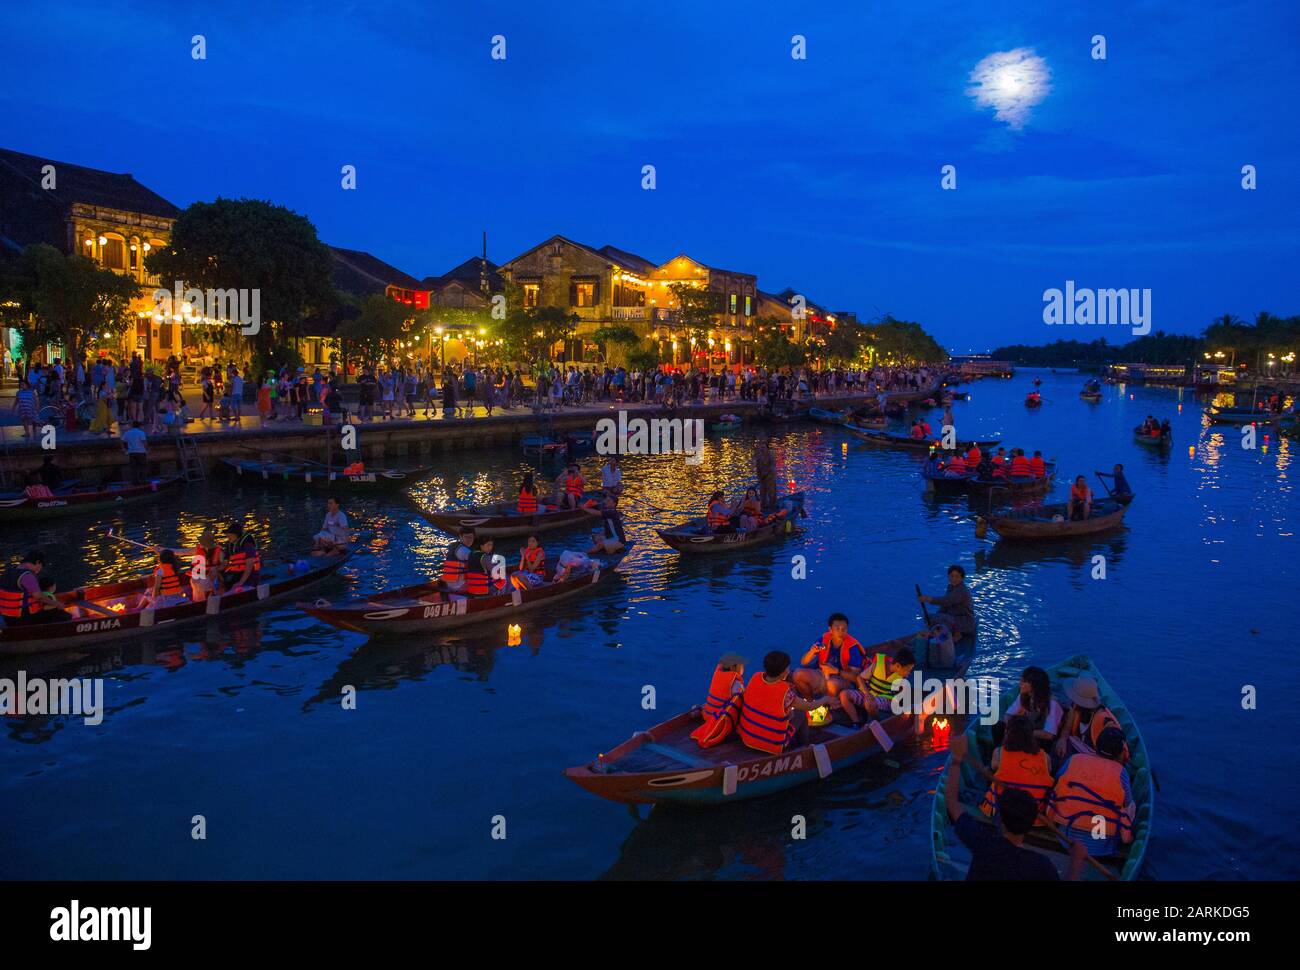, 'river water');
2,369,1295,880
